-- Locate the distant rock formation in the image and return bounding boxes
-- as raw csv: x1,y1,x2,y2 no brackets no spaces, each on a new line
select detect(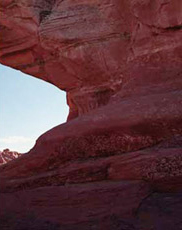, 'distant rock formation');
0,149,21,165
0,0,182,229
